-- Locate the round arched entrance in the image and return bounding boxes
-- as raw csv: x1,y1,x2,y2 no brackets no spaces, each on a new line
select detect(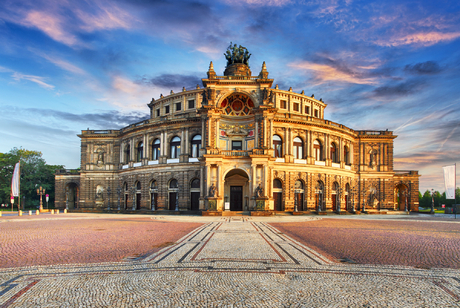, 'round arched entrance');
224,169,249,211
65,183,79,209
